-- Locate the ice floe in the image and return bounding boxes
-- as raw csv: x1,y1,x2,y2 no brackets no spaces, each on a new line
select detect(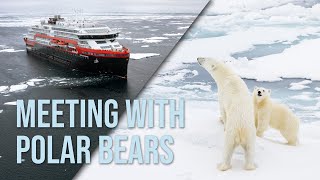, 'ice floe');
135,37,169,43
157,69,198,83
4,101,17,106
0,78,46,94
180,84,212,92
0,86,9,93
167,34,320,82
8,84,28,92
163,33,183,36
130,53,160,60
1,45,25,53
209,0,307,14
0,49,25,53
289,80,312,90
290,94,313,101
177,26,189,30
167,2,320,81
